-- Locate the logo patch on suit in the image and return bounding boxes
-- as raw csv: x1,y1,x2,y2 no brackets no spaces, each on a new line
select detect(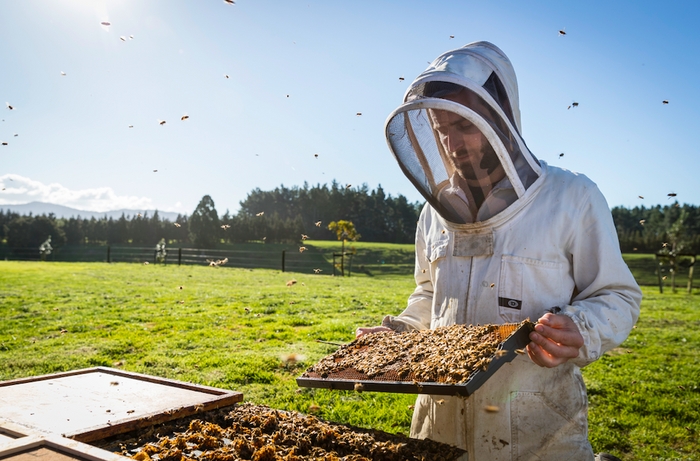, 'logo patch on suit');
498,297,522,310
